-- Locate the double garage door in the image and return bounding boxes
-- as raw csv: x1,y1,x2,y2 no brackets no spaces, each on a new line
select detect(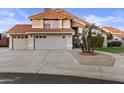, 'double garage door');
35,35,66,49
13,35,66,49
